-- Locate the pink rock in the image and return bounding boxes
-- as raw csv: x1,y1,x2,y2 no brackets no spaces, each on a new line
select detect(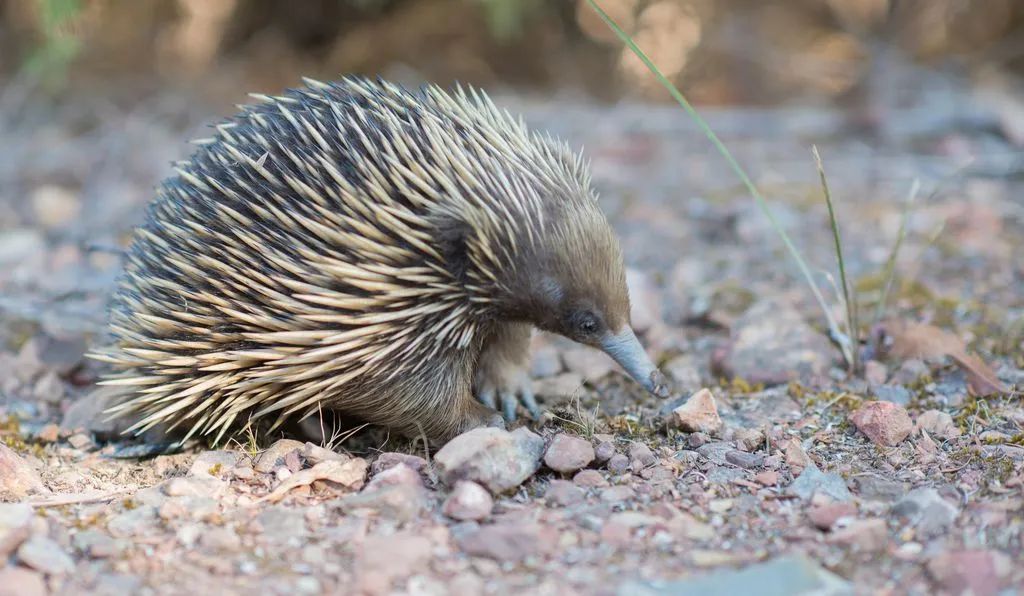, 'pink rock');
808,502,857,531
358,531,433,586
573,469,609,488
850,401,913,446
545,480,584,507
827,518,888,551
544,434,595,473
927,550,1012,596
442,481,493,521
669,388,723,434
456,523,556,562
754,470,780,486
783,439,812,475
